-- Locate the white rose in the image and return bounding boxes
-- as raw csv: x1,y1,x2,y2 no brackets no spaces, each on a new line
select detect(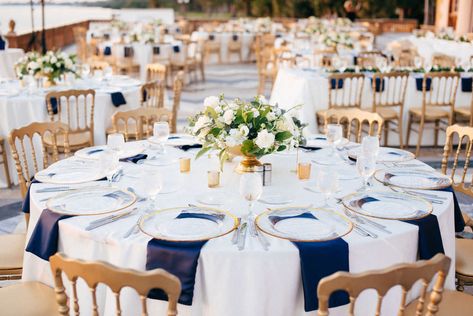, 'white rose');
225,129,244,147
239,125,249,136
50,56,57,64
255,130,275,149
228,101,238,110
27,61,39,70
267,112,276,121
193,115,210,133
203,96,220,109
223,110,234,125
